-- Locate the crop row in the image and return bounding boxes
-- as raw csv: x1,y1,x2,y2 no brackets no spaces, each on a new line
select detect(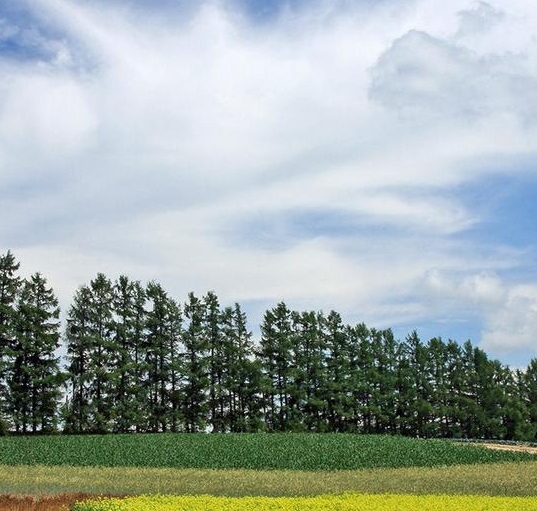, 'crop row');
0,433,532,471
73,493,537,511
